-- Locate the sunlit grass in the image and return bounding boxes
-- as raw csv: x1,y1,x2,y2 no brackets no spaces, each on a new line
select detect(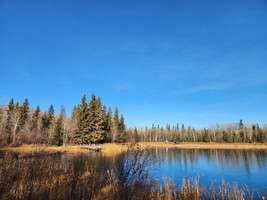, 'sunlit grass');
140,142,267,149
